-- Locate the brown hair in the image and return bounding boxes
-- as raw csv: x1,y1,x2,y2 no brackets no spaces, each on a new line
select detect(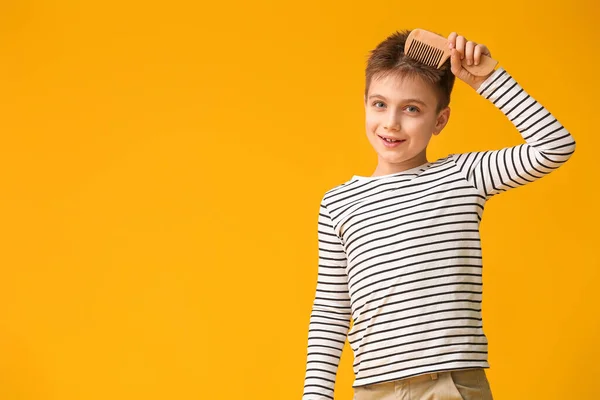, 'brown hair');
365,29,455,113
